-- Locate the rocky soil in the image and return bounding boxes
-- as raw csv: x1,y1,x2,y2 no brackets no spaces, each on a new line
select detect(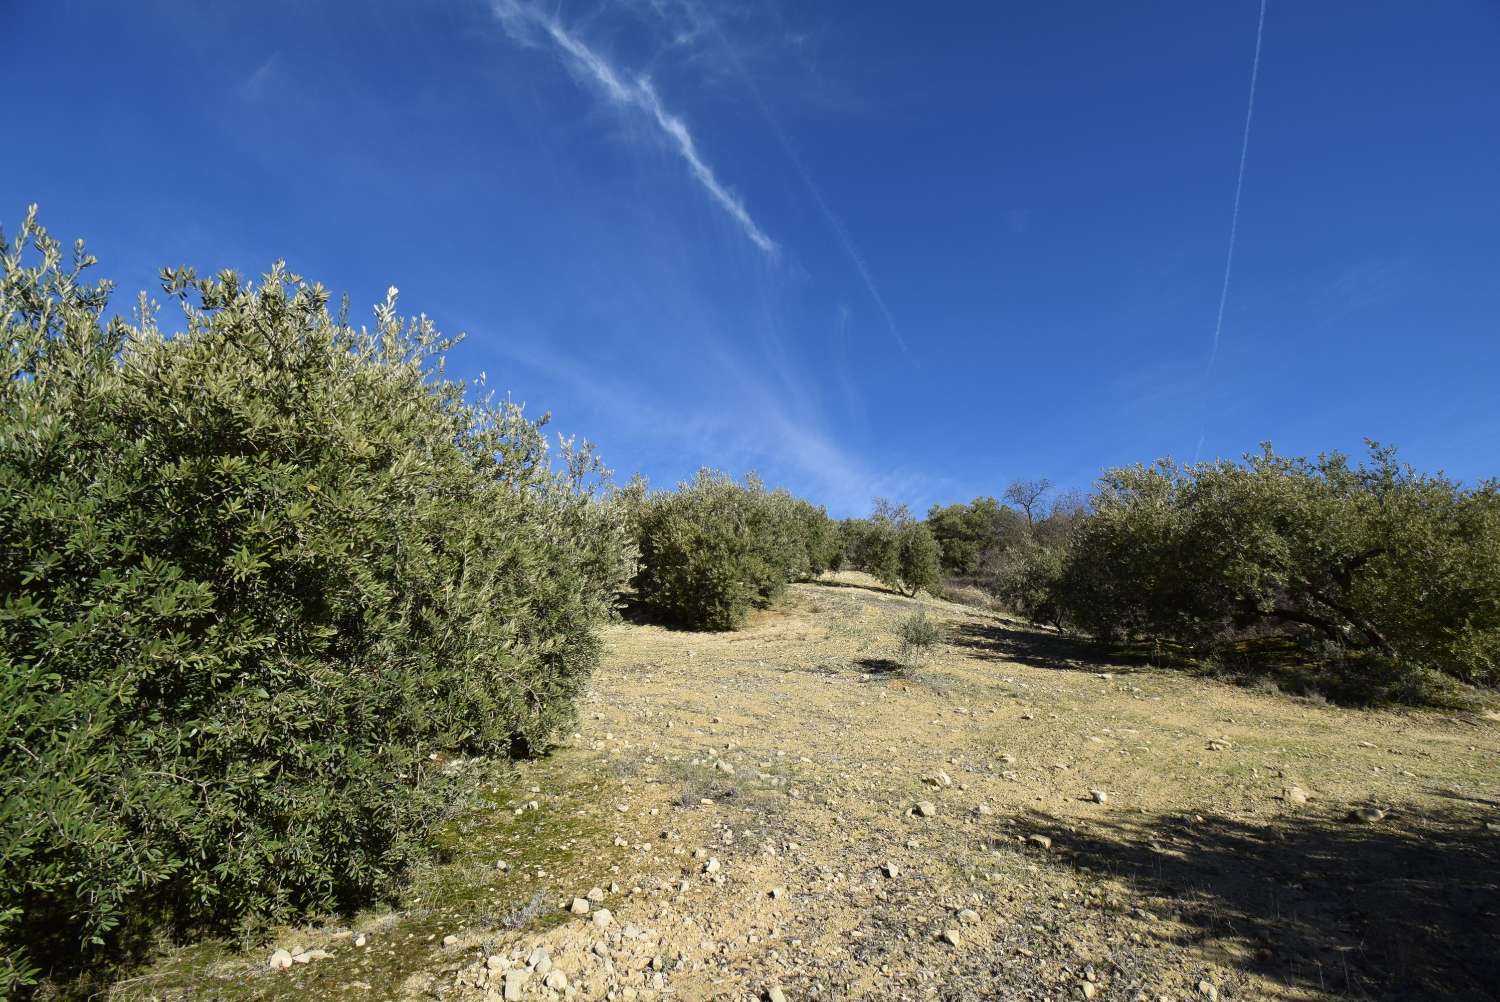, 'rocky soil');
117,575,1500,1002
